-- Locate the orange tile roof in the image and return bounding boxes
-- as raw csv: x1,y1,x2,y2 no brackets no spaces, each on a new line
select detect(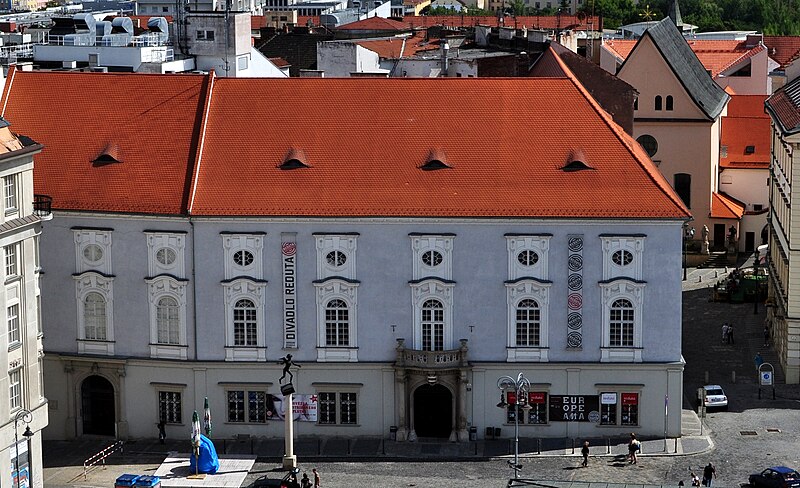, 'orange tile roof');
711,192,745,219
252,15,267,29
725,94,768,118
188,75,690,219
605,39,763,77
403,14,601,31
721,94,769,169
296,15,318,26
355,36,439,58
0,68,205,214
763,36,800,69
269,57,291,67
337,16,412,31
